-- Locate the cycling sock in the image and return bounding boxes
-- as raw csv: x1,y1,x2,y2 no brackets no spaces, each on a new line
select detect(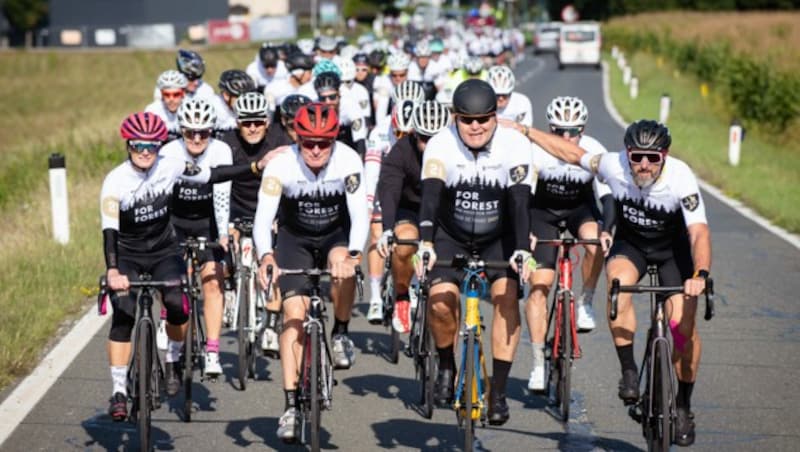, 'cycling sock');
531,342,545,367
111,366,127,396
206,339,219,354
437,346,455,370
166,339,184,363
492,359,512,397
615,344,637,373
677,380,694,410
396,292,410,302
266,309,280,330
284,389,296,410
580,287,595,306
369,277,381,303
332,318,349,336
